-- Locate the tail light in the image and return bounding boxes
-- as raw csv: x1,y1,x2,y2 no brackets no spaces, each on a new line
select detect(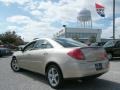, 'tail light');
100,53,108,59
104,53,108,59
67,48,85,60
